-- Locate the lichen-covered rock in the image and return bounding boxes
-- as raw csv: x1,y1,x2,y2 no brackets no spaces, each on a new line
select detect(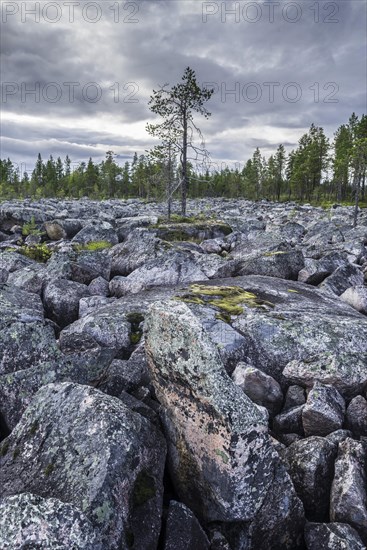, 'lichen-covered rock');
111,250,209,296
226,276,367,382
319,263,364,296
0,493,102,549
0,250,36,273
330,438,367,544
273,405,304,436
0,322,60,376
0,285,44,327
0,350,113,431
88,276,110,296
237,249,304,280
7,263,50,295
283,352,367,399
0,382,166,550
71,221,118,246
163,501,210,550
346,395,367,437
282,385,306,412
284,436,337,521
305,522,365,550
43,278,89,328
145,300,304,548
110,228,164,276
298,252,347,285
59,302,131,358
231,363,283,415
340,285,367,315
302,382,345,437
